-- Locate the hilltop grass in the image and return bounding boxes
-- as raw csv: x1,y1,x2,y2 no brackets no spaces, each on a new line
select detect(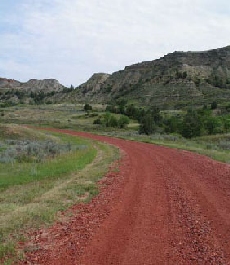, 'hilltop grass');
0,125,119,264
